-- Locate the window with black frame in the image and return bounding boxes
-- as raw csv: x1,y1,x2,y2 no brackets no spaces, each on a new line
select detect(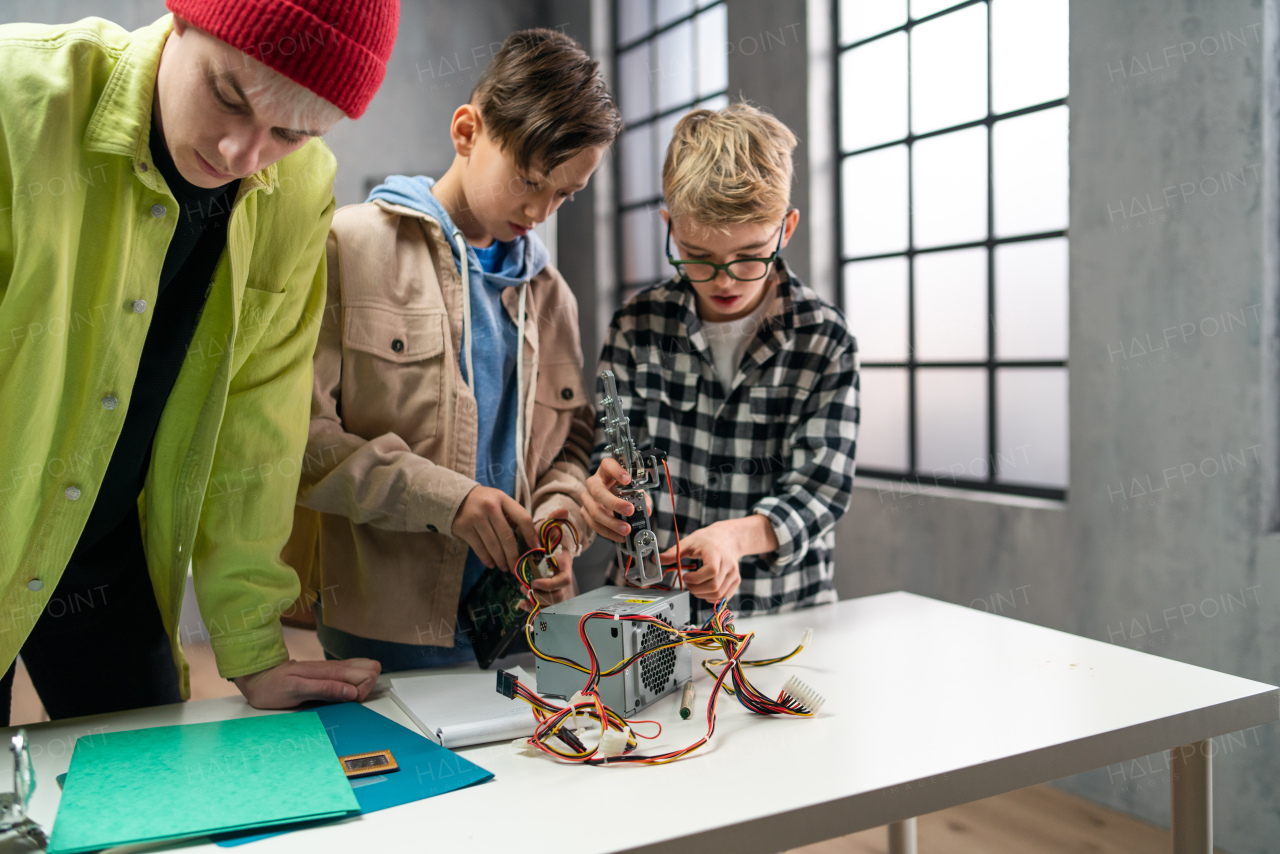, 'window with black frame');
614,0,729,307
837,0,1069,499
